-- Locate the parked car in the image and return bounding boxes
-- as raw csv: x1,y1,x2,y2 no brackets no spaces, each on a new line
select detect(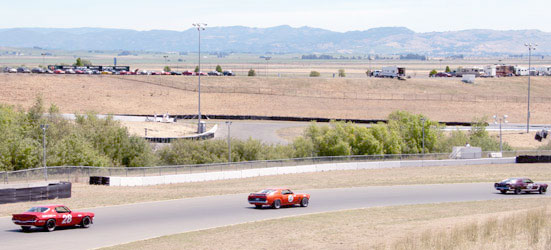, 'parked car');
248,188,310,209
12,205,94,232
65,69,76,74
31,68,45,74
171,71,182,75
494,178,548,194
2,67,9,73
8,68,17,73
182,71,194,76
53,69,65,74
433,72,452,77
17,67,31,73
151,71,162,75
223,70,235,76
162,71,171,75
195,72,207,76
75,69,84,74
208,71,222,76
